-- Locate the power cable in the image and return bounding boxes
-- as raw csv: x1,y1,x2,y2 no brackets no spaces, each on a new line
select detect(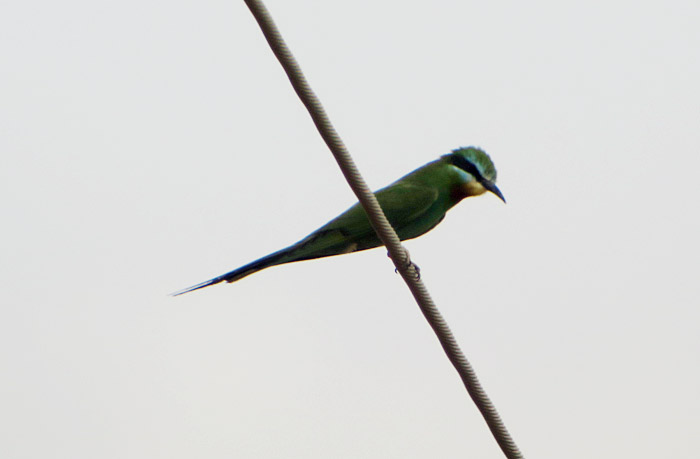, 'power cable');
243,2,523,457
